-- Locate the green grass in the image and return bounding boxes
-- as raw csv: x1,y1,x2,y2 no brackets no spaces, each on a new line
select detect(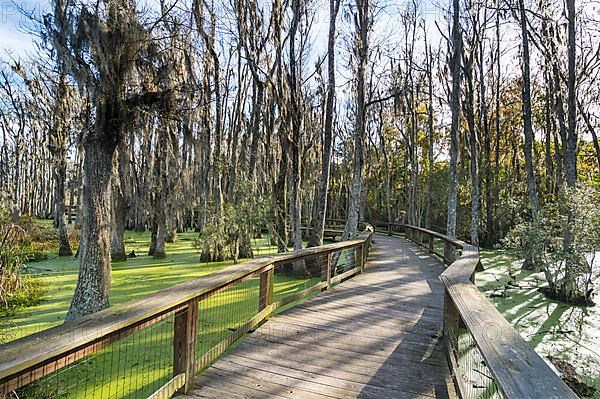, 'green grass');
477,248,600,398
2,227,331,398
